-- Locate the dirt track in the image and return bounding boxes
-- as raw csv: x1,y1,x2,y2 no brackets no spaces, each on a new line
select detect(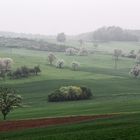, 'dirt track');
0,114,116,132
